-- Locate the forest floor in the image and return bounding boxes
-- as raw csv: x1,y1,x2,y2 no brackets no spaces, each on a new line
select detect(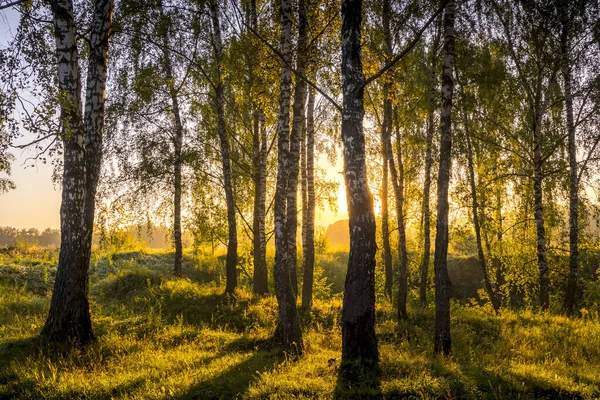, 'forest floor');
1,248,599,399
